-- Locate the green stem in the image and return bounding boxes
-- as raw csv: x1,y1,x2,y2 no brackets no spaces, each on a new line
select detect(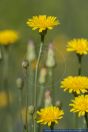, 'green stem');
50,123,54,130
72,54,82,128
76,54,82,75
29,63,34,105
84,113,88,128
37,84,45,108
33,33,45,132
24,69,29,132
48,68,55,104
3,46,10,107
